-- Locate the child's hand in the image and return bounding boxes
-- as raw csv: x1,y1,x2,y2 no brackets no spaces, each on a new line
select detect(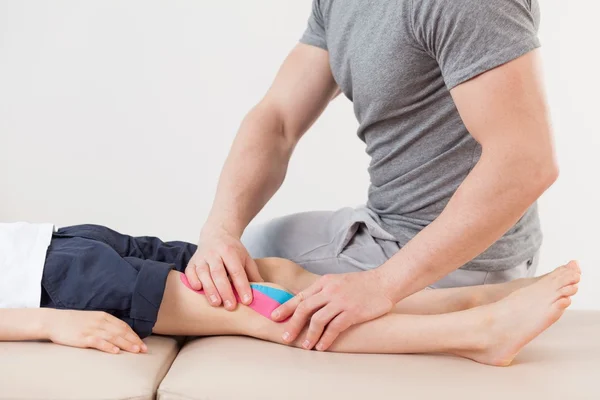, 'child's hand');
46,310,147,354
